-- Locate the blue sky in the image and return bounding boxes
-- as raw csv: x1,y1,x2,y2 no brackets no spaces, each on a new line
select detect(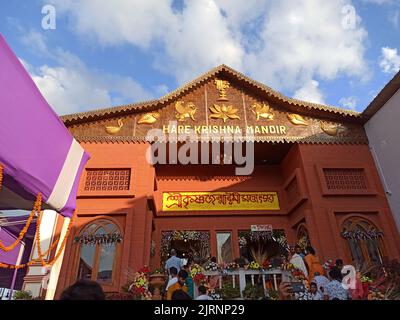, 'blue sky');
0,0,399,115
